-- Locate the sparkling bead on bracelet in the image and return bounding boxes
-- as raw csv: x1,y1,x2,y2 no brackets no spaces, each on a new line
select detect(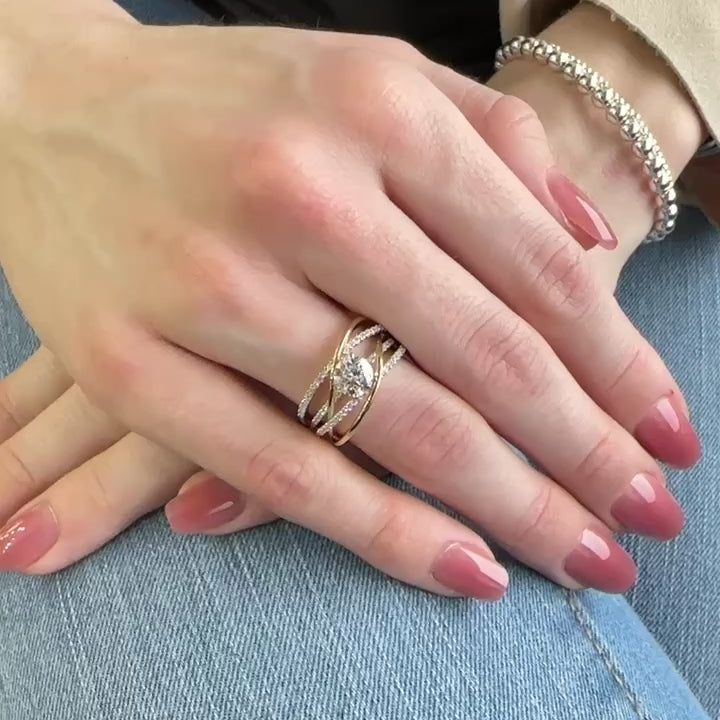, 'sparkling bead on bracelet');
495,37,678,243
